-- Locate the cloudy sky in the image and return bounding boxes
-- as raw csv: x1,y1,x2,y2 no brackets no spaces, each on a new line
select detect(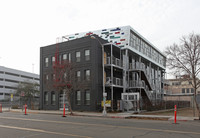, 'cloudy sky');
0,0,199,77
